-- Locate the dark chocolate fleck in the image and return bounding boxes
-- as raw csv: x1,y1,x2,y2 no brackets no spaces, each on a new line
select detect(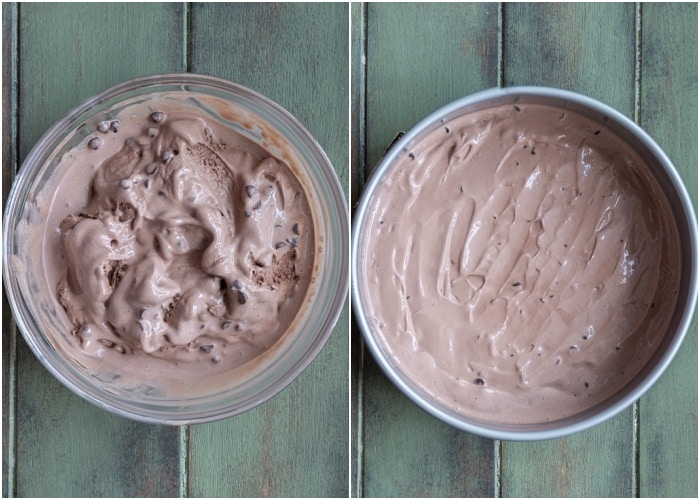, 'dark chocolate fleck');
474,378,485,386
150,111,165,123
238,290,248,305
88,137,102,150
245,185,256,198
